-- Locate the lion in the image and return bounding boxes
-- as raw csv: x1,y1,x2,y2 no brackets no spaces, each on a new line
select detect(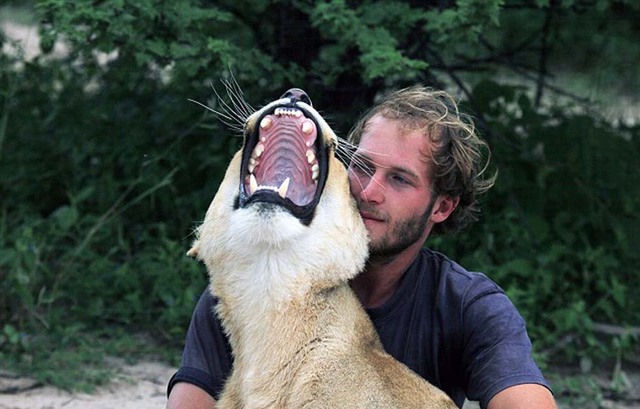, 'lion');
187,88,457,408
